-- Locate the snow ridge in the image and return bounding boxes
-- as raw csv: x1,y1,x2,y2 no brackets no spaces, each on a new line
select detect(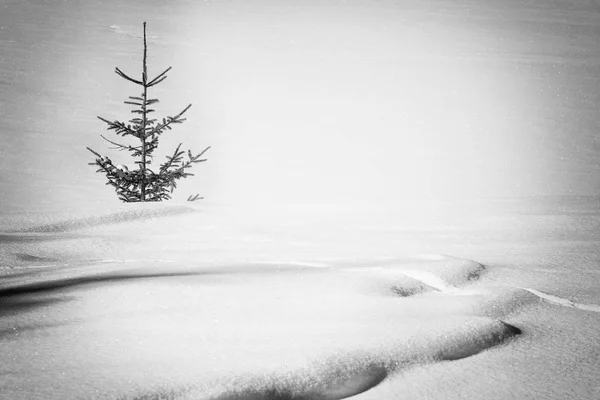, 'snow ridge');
16,206,195,233
521,288,600,313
